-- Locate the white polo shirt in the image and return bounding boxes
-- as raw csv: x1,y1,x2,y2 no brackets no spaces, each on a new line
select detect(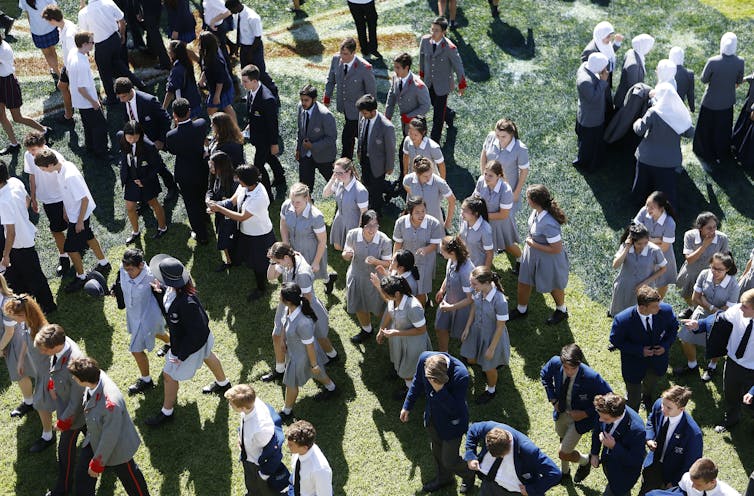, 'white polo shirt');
66,50,97,109
24,148,65,204
0,178,37,248
239,398,275,464
0,40,15,77
55,161,96,222
59,20,78,67
202,0,228,27
77,0,122,43
236,184,272,235
290,444,333,496
236,7,262,45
